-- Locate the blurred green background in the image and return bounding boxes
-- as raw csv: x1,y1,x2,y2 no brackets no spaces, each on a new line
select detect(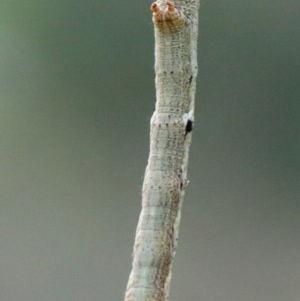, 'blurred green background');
0,0,299,300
